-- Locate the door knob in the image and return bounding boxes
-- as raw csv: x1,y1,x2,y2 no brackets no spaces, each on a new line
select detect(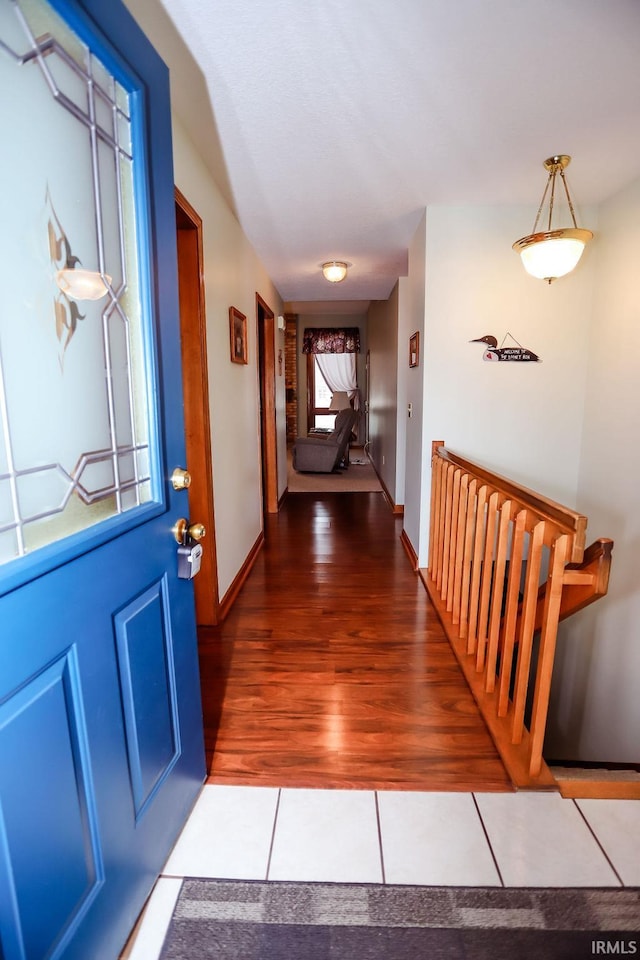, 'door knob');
171,467,192,490
172,518,206,544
